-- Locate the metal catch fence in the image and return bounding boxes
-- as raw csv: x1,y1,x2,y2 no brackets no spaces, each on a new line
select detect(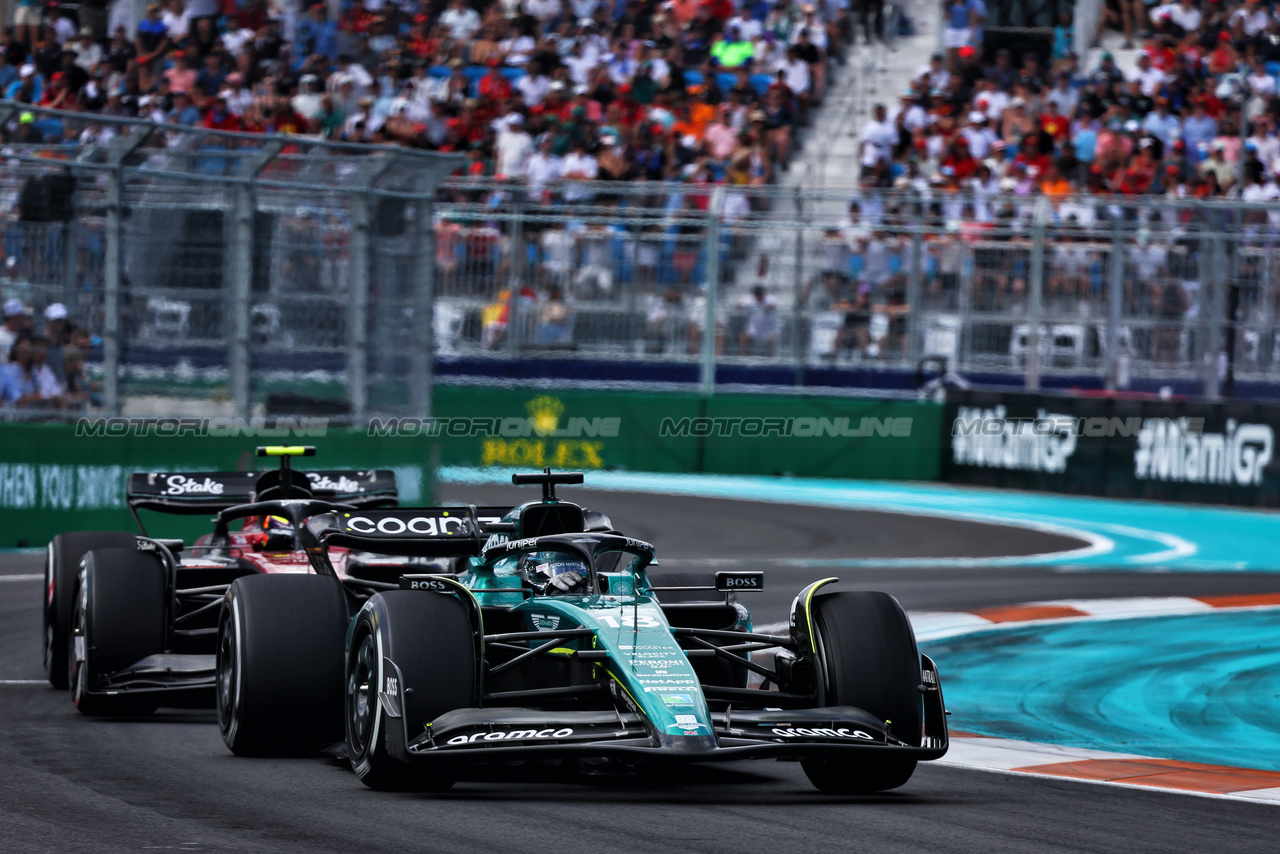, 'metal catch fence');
0,102,1276,420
